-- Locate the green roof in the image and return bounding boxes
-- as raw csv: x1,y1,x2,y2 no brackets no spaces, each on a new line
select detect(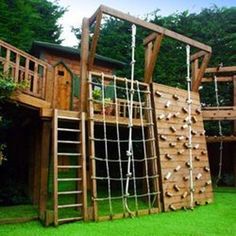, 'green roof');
32,41,126,68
